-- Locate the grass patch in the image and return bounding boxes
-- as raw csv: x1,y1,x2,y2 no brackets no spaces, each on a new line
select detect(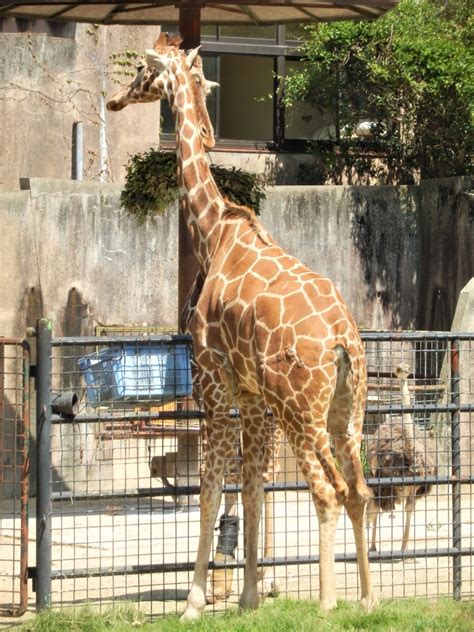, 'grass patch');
18,598,474,632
